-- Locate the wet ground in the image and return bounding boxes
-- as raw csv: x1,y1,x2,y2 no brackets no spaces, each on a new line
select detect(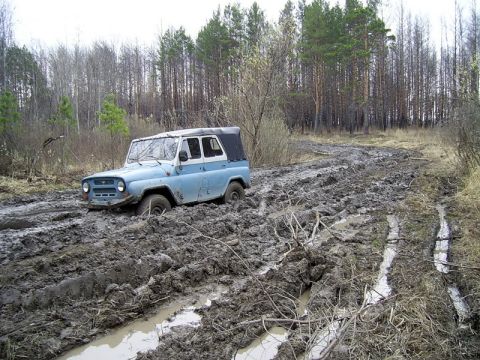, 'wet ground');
0,141,478,359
